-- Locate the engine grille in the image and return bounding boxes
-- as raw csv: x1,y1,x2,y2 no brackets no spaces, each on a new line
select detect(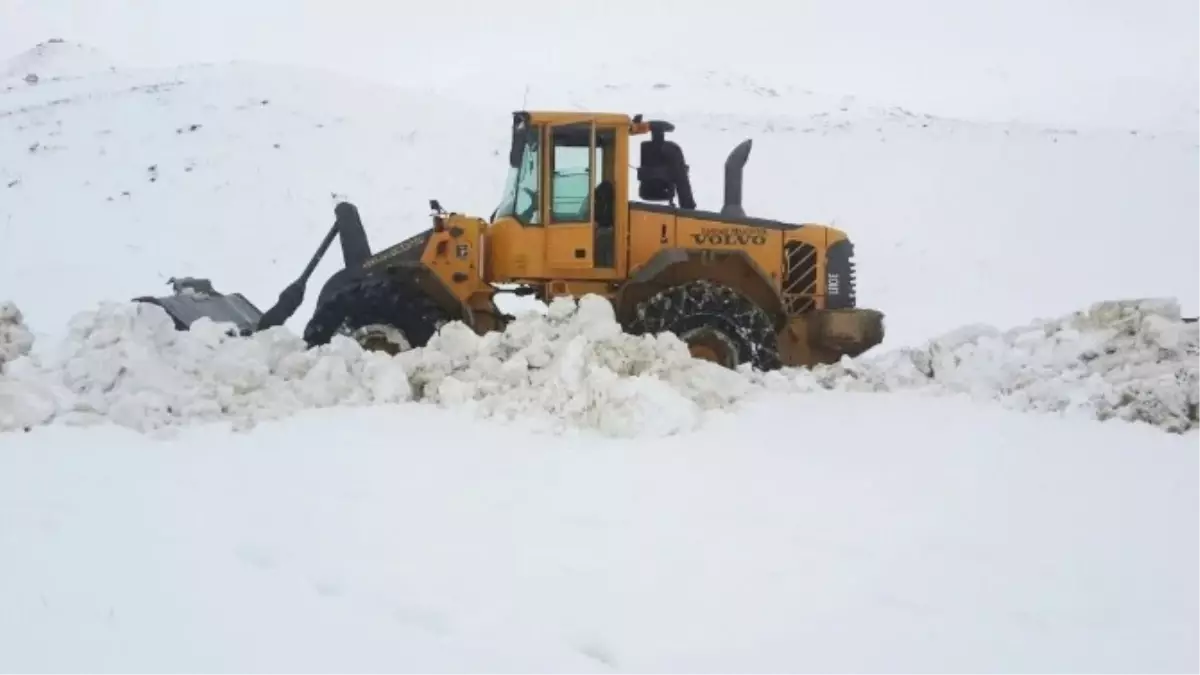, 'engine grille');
782,241,817,314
